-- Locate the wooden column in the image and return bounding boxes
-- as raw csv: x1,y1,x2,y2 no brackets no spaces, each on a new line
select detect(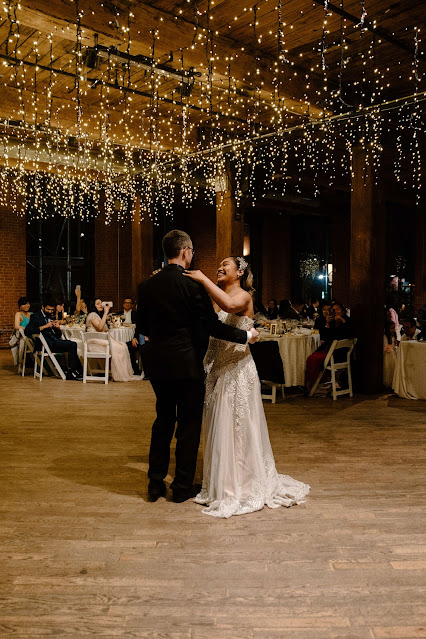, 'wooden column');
261,210,291,304
350,146,386,393
327,193,351,307
132,196,153,298
216,173,244,265
414,207,426,315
